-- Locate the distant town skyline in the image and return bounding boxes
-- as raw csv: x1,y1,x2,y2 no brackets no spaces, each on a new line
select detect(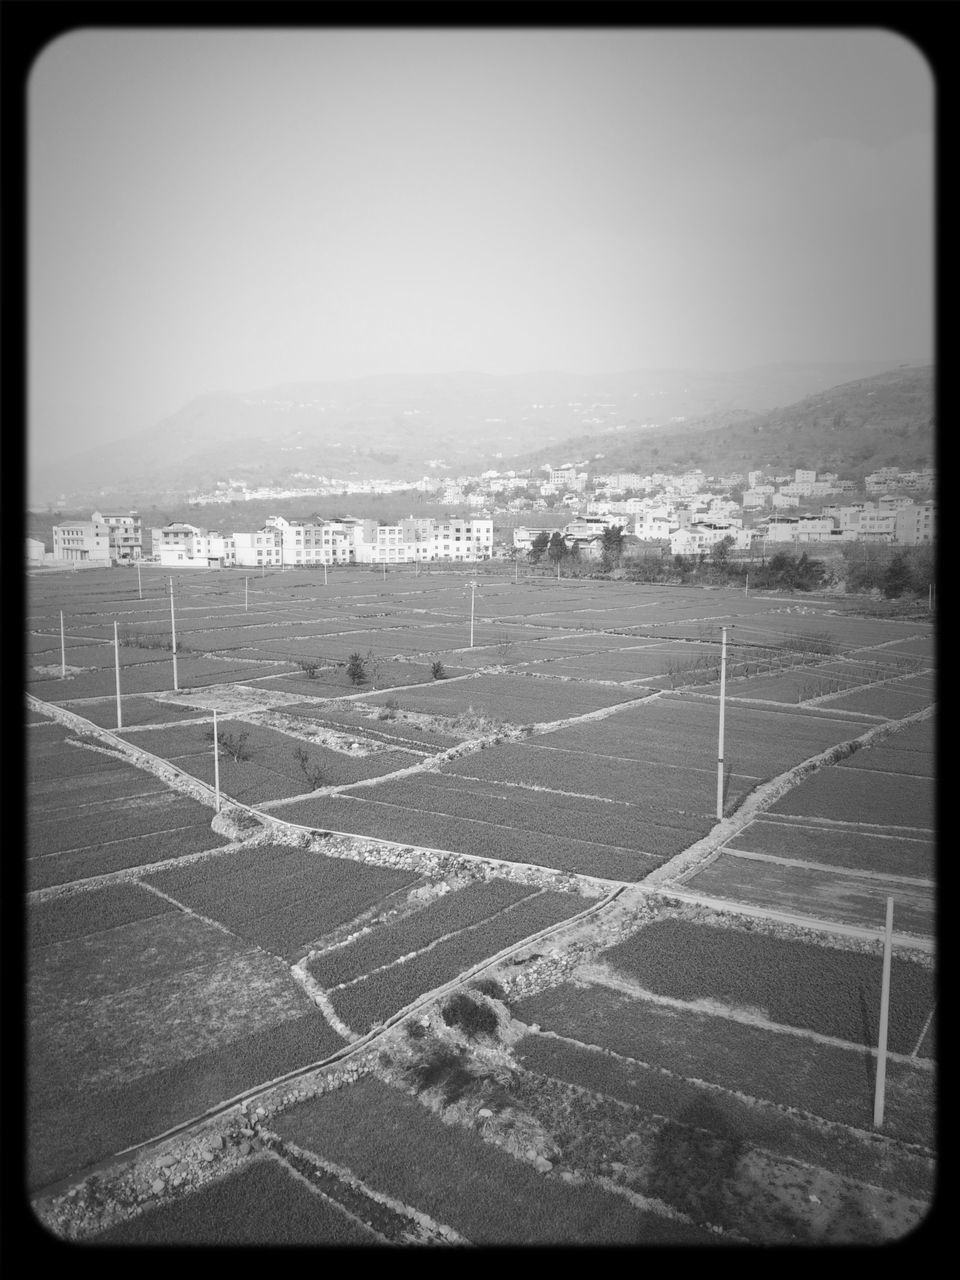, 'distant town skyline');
29,27,933,472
